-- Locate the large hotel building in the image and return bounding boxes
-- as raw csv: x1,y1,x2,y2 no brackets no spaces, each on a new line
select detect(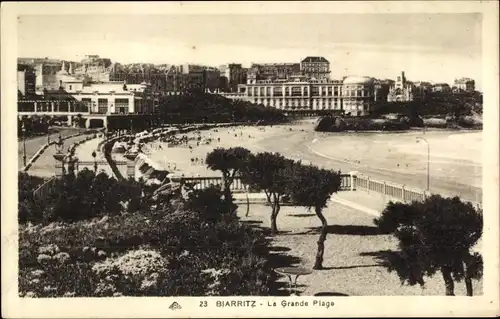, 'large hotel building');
242,75,377,115
229,57,379,116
